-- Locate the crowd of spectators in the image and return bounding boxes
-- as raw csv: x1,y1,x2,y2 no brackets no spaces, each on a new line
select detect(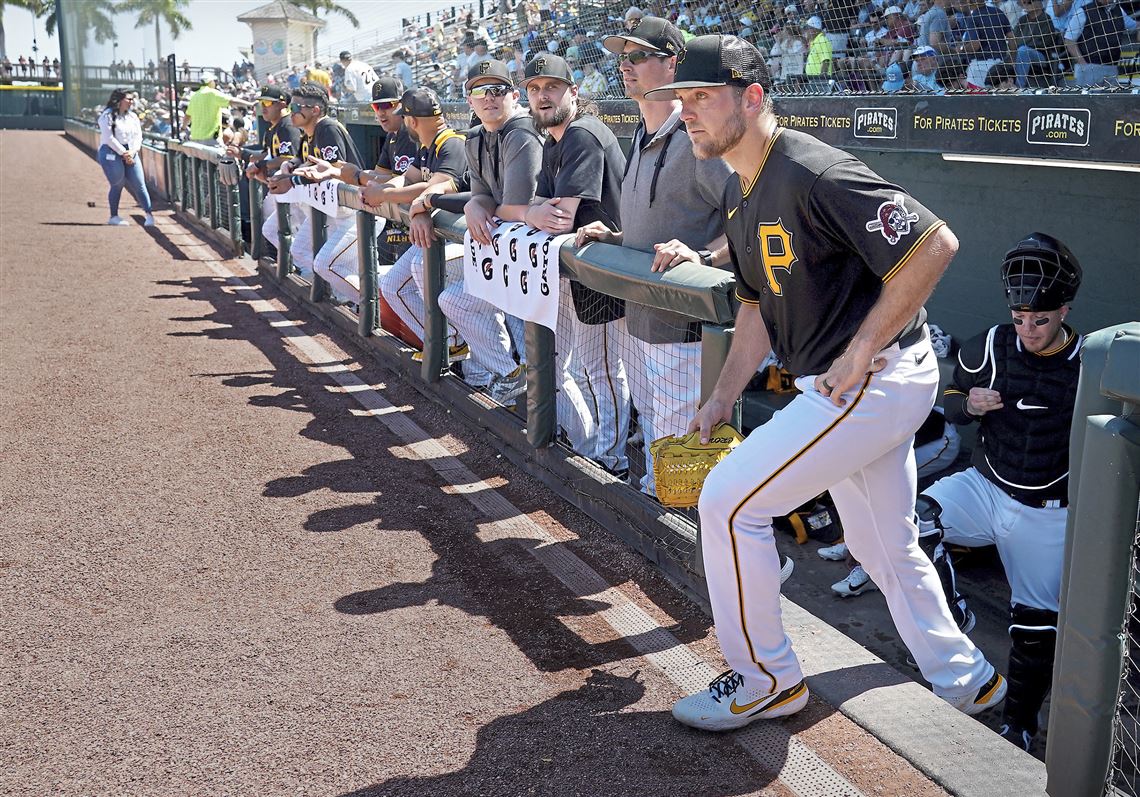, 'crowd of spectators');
1,54,61,79
380,0,1137,97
